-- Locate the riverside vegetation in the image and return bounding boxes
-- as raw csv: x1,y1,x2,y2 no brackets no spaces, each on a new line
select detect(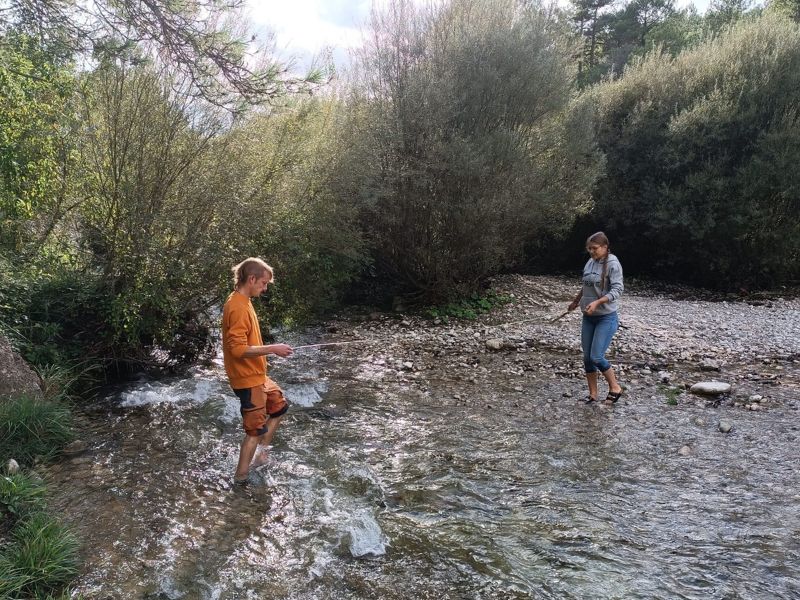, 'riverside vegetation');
0,392,80,599
1,0,799,595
